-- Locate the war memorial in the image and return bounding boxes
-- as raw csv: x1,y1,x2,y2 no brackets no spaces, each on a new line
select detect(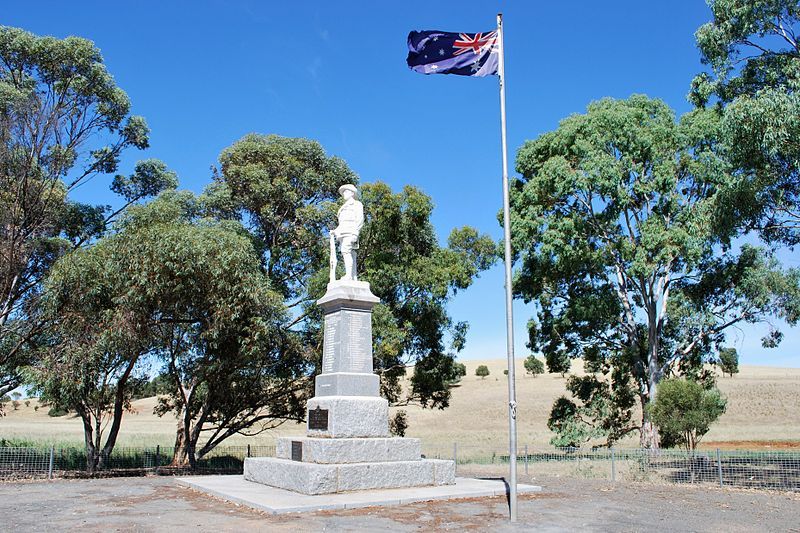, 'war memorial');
243,184,456,494
179,185,538,511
